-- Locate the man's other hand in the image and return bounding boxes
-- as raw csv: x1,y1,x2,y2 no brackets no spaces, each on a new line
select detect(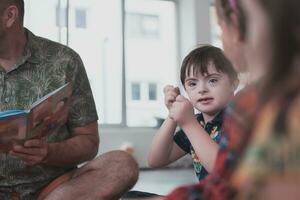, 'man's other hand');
10,138,48,165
